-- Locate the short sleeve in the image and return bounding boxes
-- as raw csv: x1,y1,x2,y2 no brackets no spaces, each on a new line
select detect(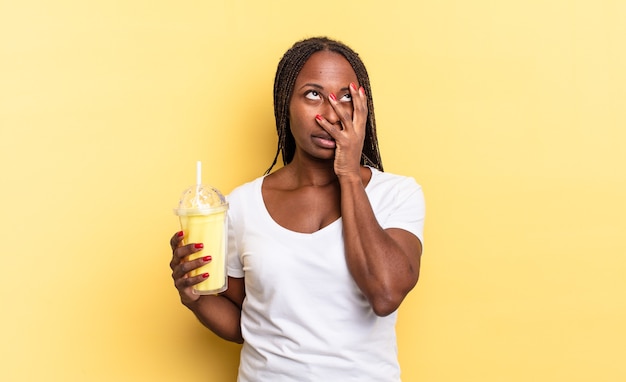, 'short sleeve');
226,195,244,278
383,177,426,245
